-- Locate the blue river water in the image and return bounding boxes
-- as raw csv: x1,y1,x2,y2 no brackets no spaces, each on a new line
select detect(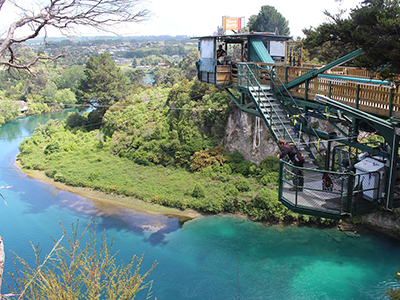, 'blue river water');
0,111,400,299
